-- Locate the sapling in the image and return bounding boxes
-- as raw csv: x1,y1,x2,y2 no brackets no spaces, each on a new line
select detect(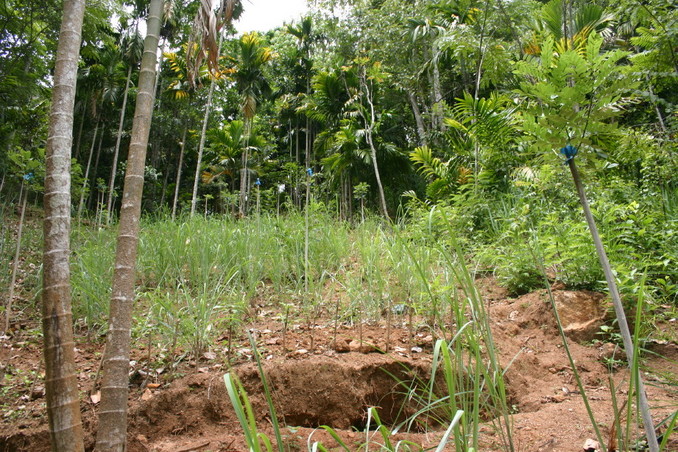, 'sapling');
566,146,658,451
514,32,659,451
